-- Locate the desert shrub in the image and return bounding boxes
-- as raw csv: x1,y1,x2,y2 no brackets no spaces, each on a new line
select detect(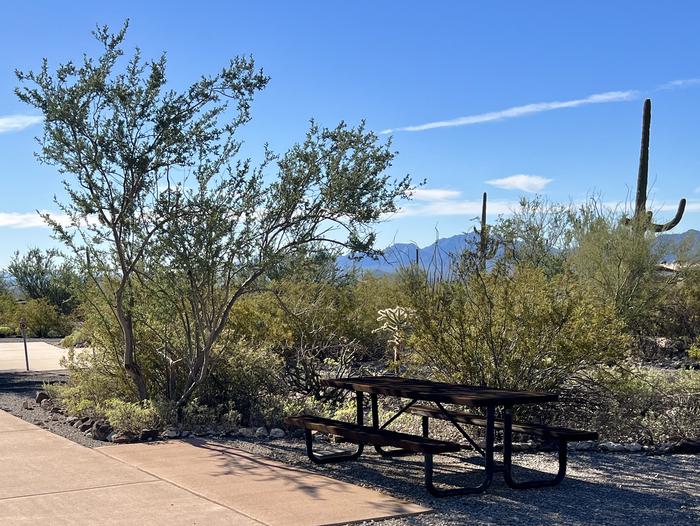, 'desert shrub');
60,326,90,348
51,347,134,416
558,367,700,443
0,292,18,328
0,326,14,337
14,298,71,338
403,262,629,392
102,398,161,434
567,212,669,335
